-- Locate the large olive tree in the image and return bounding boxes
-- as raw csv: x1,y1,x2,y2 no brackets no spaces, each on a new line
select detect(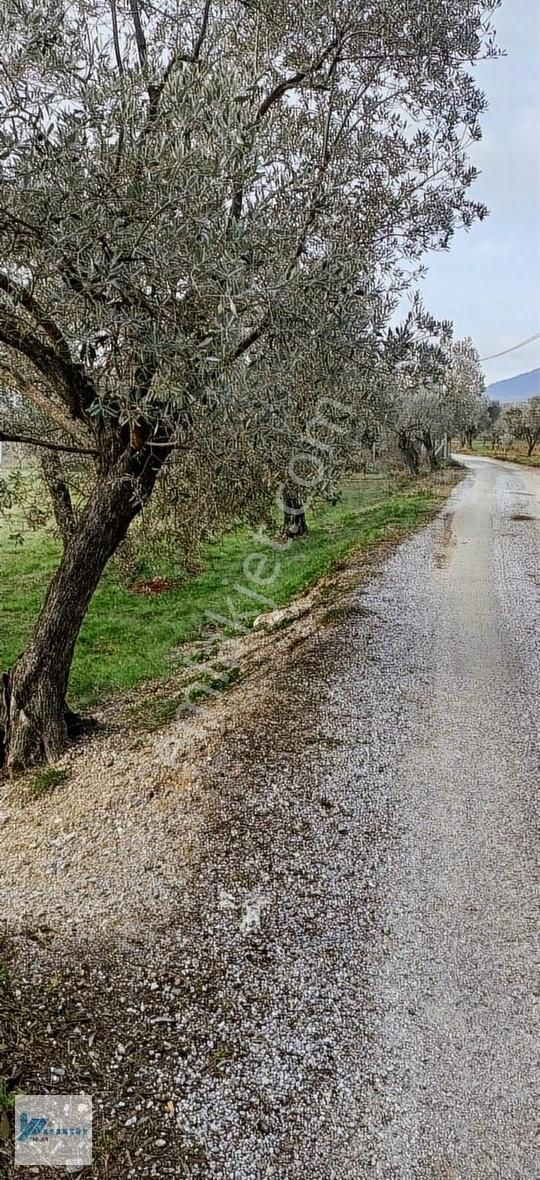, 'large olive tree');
0,0,499,768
